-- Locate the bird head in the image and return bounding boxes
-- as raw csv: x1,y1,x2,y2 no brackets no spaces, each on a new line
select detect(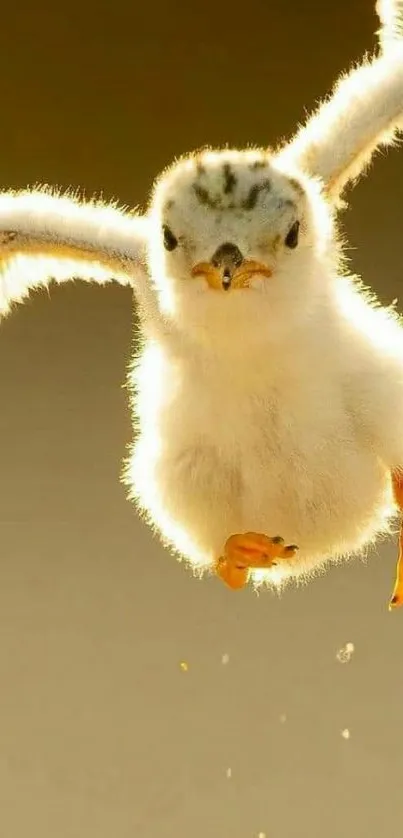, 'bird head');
148,148,335,346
